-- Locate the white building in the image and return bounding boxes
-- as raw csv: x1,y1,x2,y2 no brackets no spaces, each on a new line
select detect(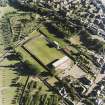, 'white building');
52,56,71,70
